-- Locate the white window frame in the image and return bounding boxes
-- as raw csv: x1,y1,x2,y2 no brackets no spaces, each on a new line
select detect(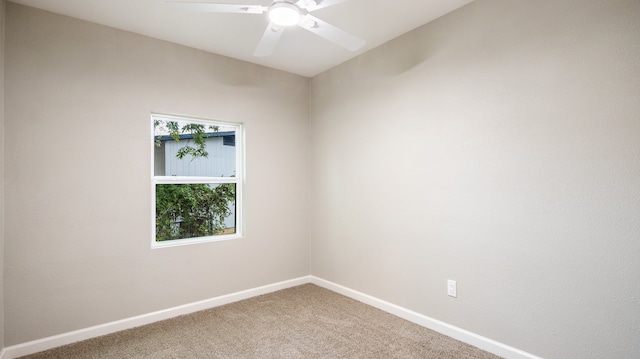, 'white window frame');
151,113,244,248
